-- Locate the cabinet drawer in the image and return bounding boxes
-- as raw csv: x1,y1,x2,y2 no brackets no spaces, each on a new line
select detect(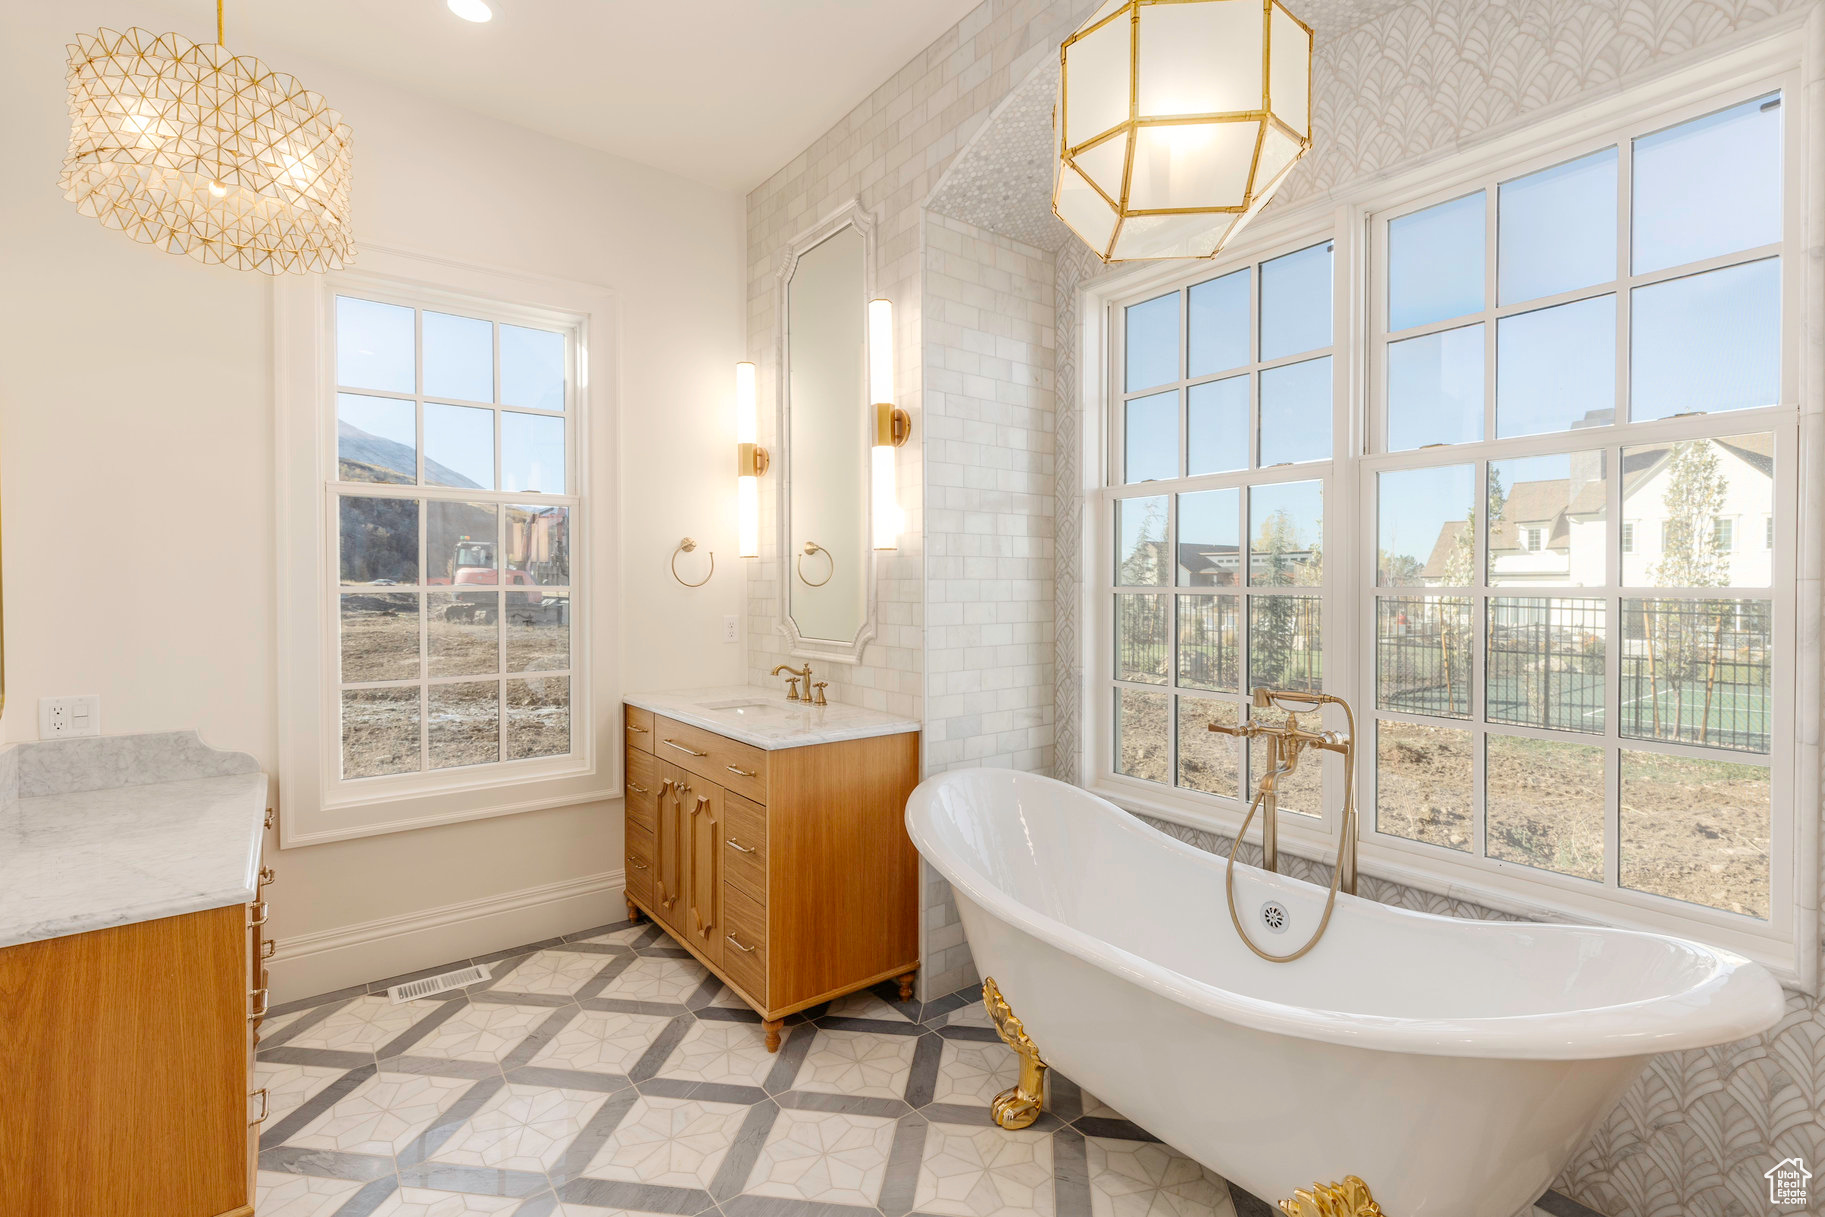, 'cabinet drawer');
723,791,767,902
655,716,768,803
627,839,654,905
625,704,655,753
627,812,655,864
721,883,767,998
625,747,657,830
